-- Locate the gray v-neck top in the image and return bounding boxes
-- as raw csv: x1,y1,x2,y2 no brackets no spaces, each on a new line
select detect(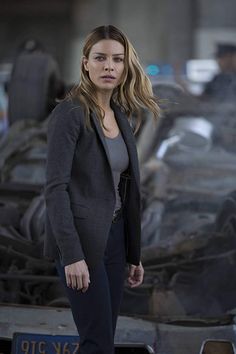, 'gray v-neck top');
104,131,129,212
